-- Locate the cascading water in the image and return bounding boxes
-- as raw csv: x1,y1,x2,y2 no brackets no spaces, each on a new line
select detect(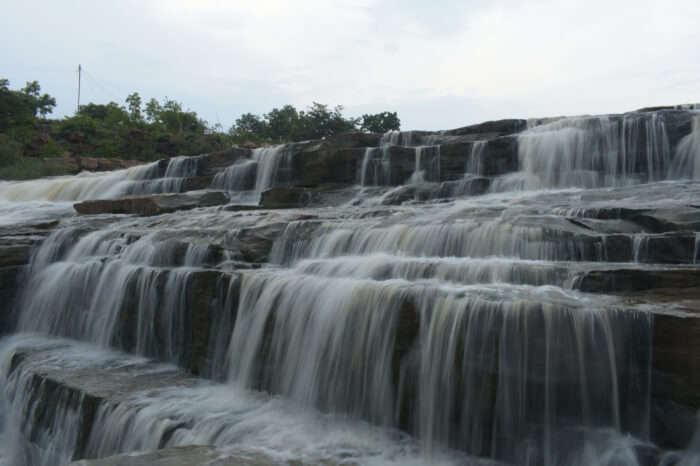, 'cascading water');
466,140,487,175
211,146,291,193
1,108,699,466
0,334,459,466
0,155,199,202
668,114,700,180
360,147,387,186
220,262,654,464
360,131,440,187
498,113,673,191
408,146,441,184
211,159,257,191
270,218,609,265
14,226,234,371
